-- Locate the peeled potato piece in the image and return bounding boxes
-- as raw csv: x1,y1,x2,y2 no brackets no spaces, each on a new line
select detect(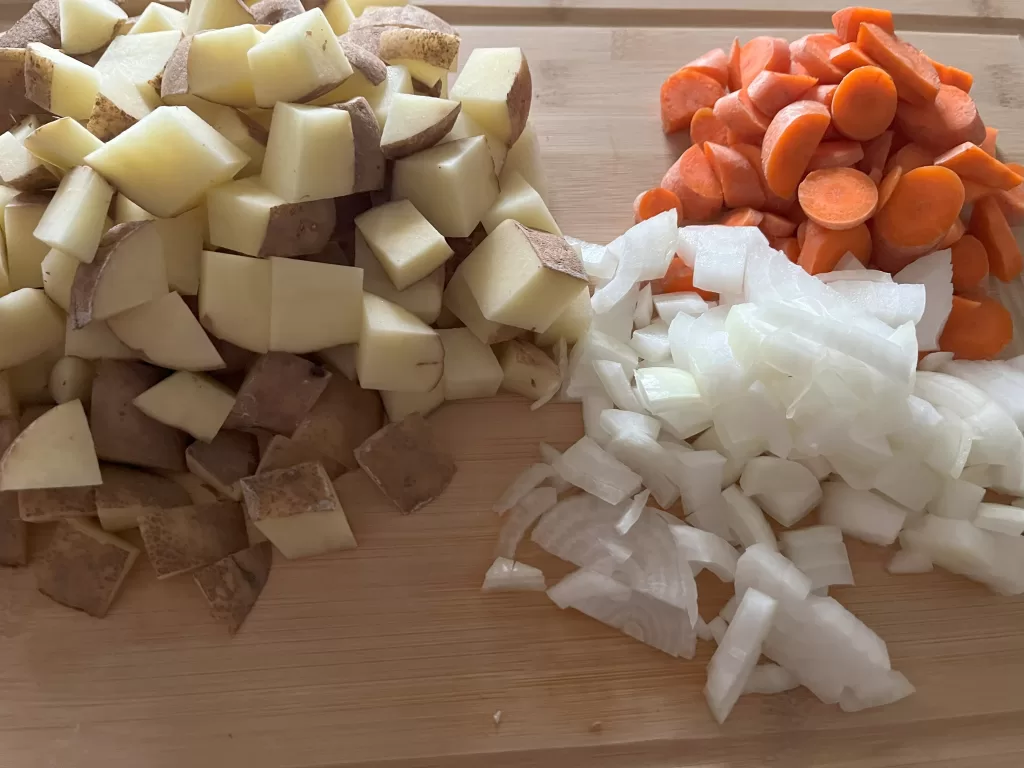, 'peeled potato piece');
0,400,101,490
107,292,225,371
133,371,235,442
34,166,115,263
450,47,532,147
